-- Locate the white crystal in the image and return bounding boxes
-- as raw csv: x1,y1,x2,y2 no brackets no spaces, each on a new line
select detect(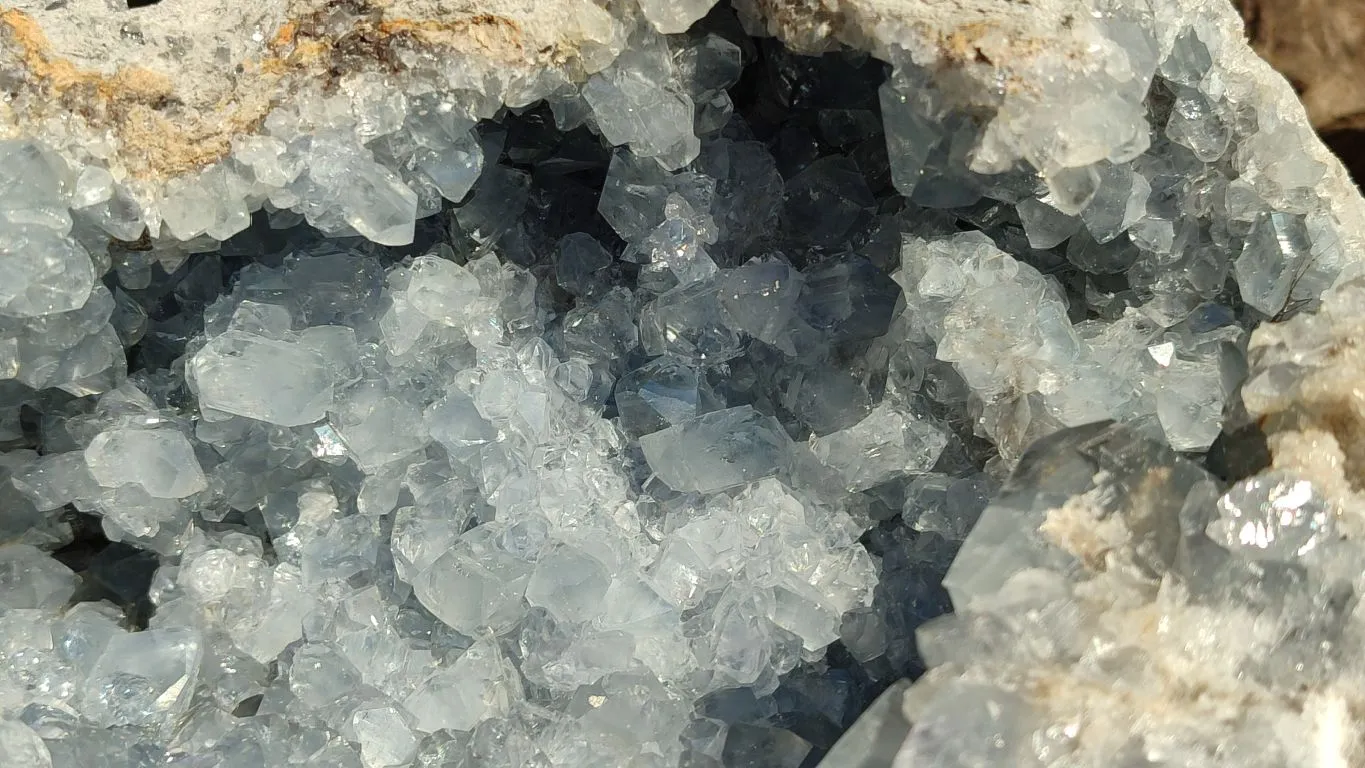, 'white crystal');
637,0,716,34
639,406,792,493
405,255,482,326
809,403,948,492
0,544,78,610
525,543,611,624
190,330,334,426
83,627,202,731
404,640,511,733
0,226,95,318
84,428,207,499
413,541,530,635
352,706,418,767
